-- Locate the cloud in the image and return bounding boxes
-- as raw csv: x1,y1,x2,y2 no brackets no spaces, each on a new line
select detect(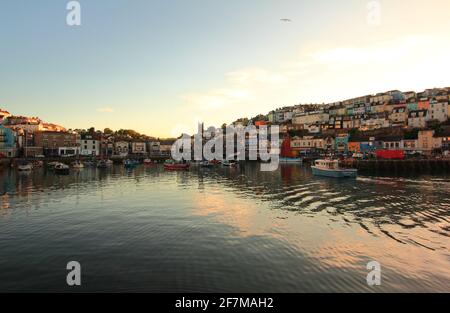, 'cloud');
178,33,450,131
96,107,115,113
